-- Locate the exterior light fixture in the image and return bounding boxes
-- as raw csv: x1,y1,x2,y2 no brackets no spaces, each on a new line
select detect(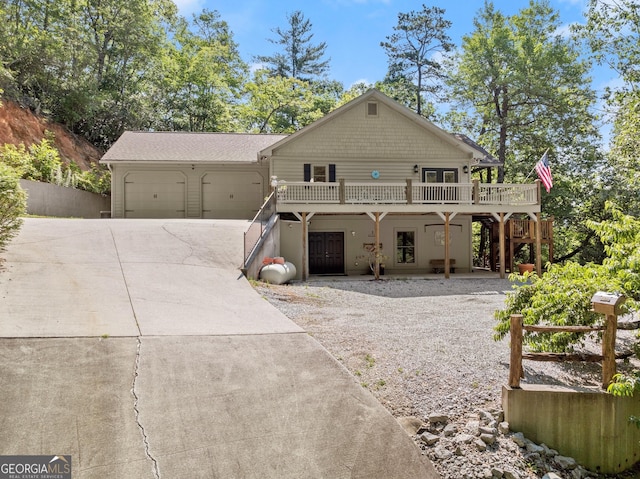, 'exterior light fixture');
463,165,469,174
413,164,419,174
